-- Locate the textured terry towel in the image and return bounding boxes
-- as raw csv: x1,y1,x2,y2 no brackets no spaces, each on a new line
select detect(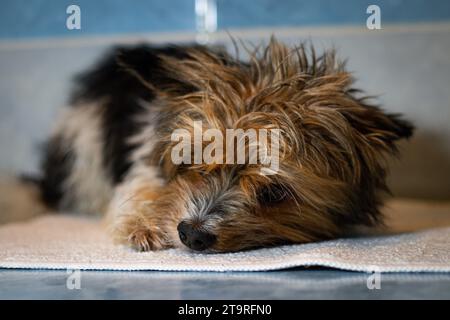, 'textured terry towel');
0,214,449,272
